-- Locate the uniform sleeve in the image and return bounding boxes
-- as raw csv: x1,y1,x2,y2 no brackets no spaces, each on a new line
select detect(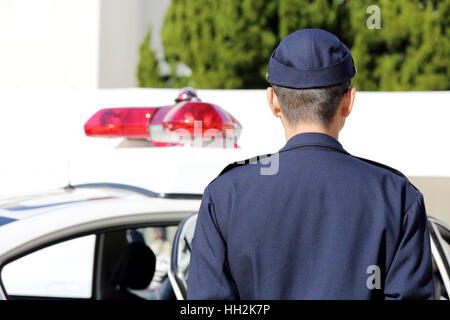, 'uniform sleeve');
384,193,435,300
187,186,239,299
